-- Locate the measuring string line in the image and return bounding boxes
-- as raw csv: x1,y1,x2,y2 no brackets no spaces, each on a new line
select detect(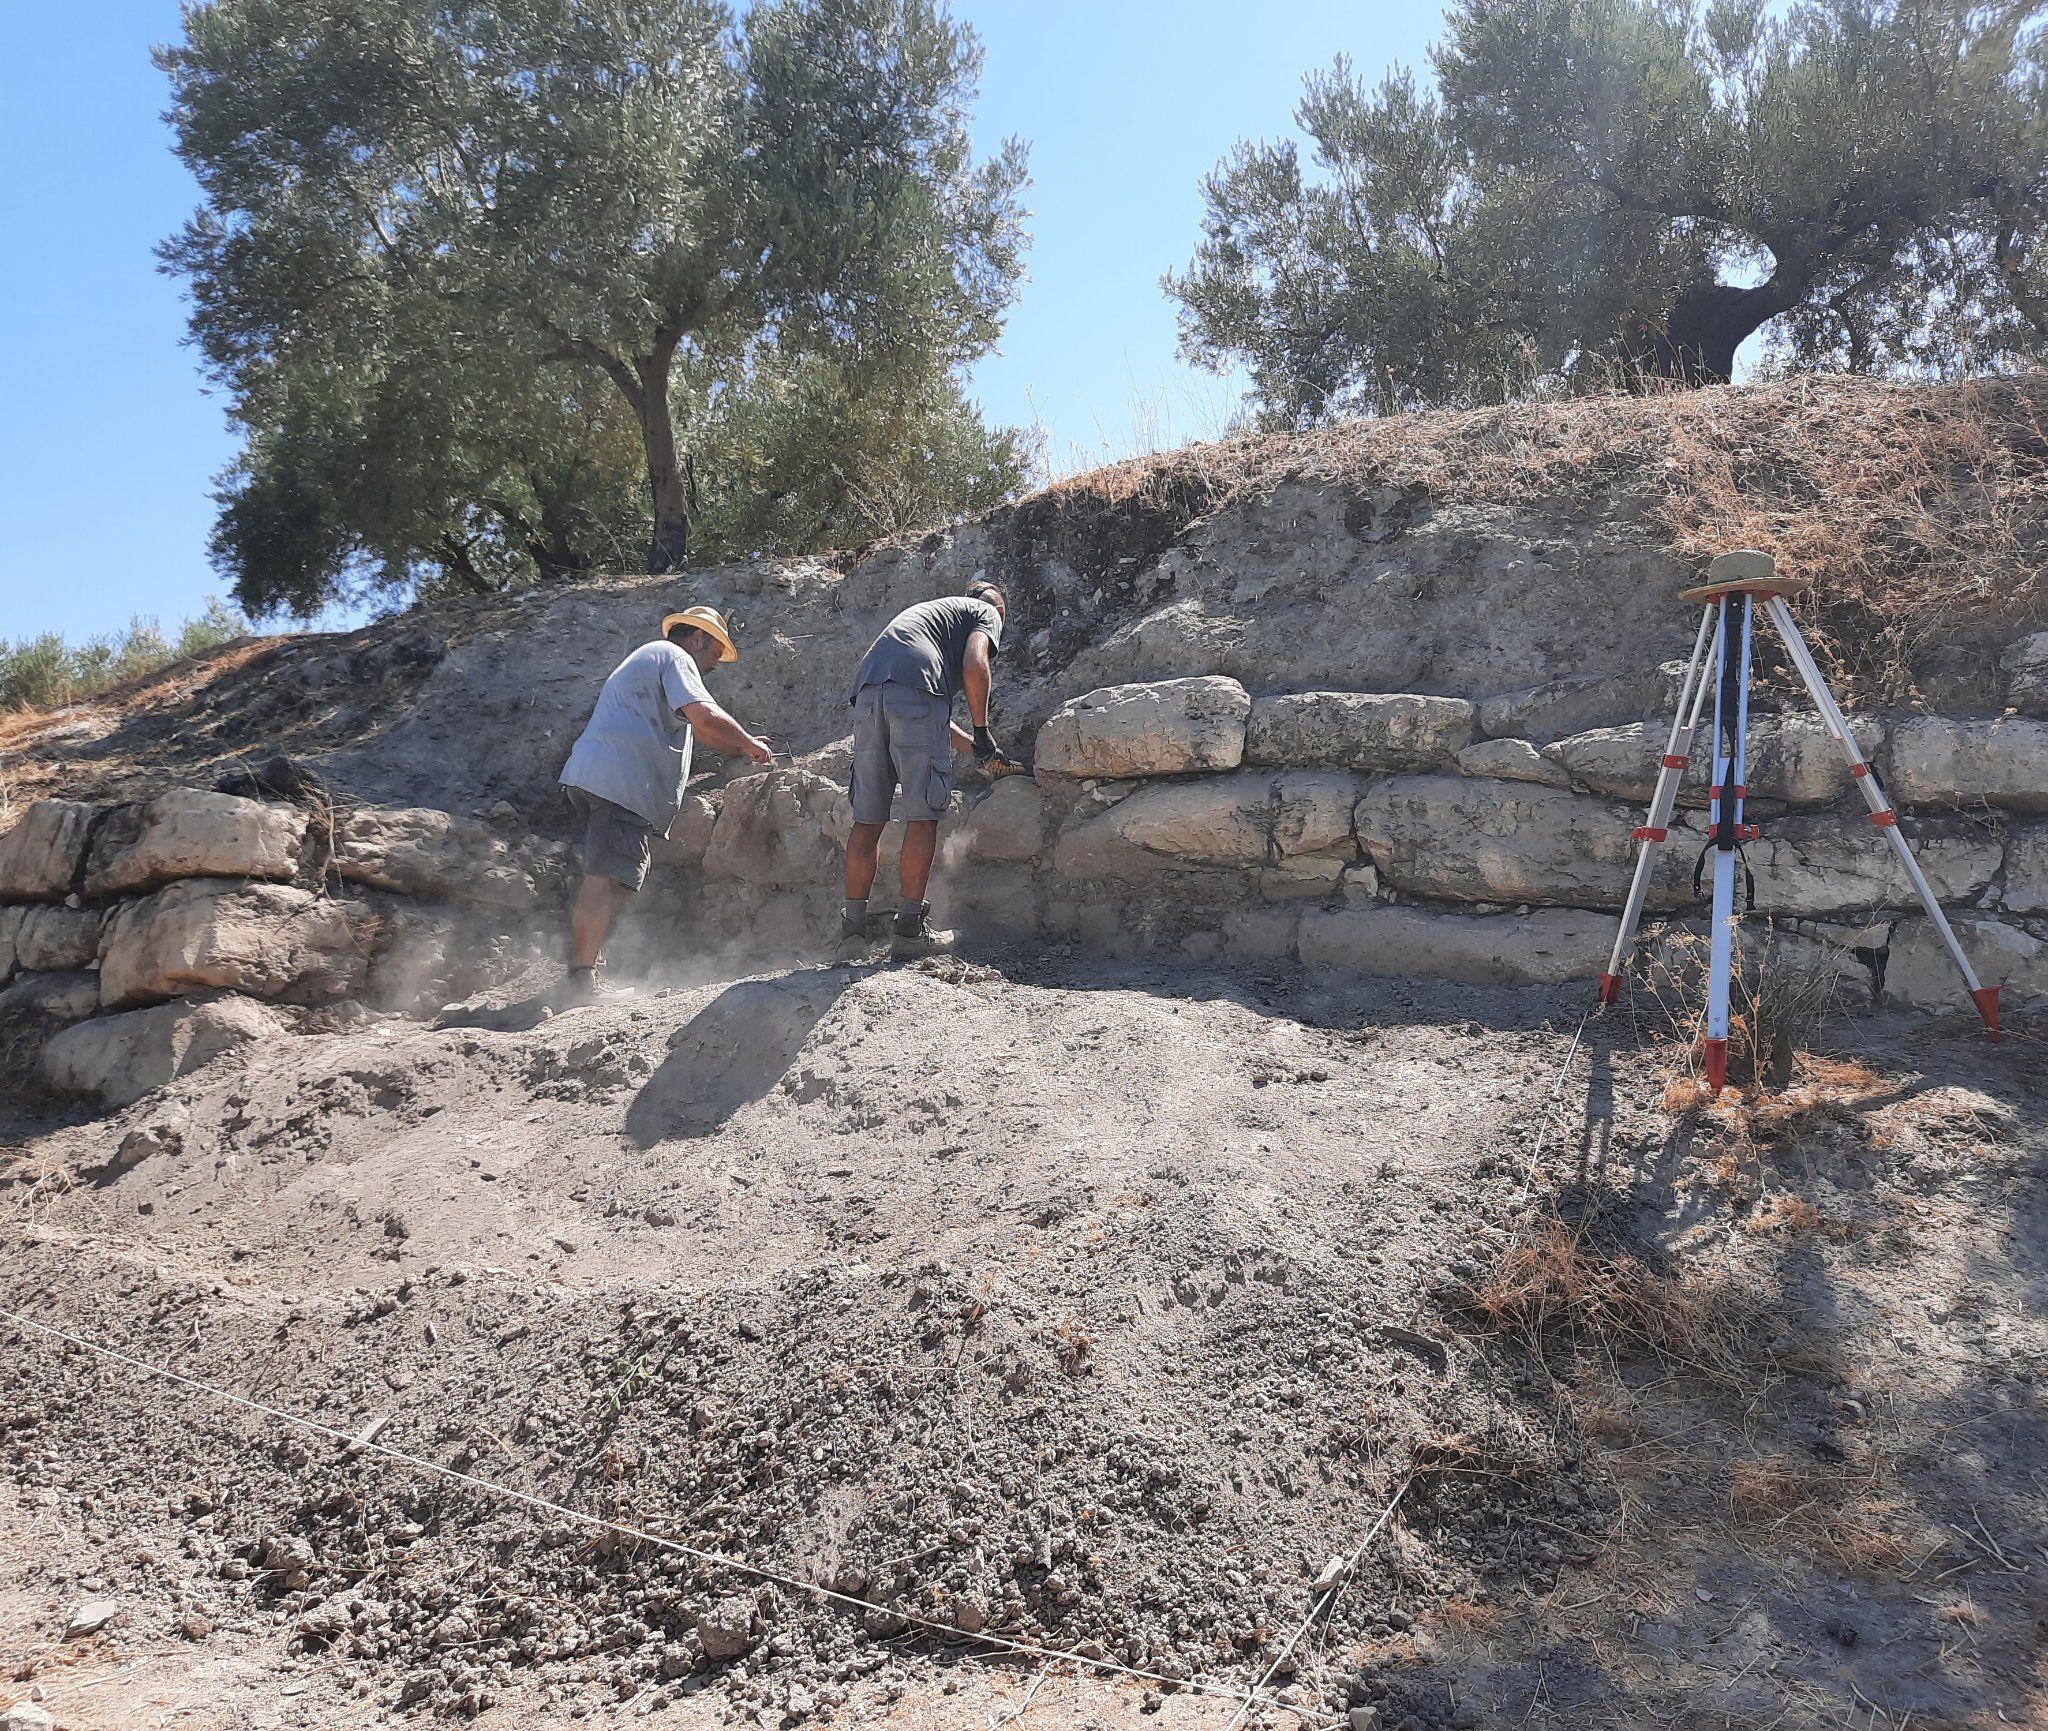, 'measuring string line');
1,1303,1337,1719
